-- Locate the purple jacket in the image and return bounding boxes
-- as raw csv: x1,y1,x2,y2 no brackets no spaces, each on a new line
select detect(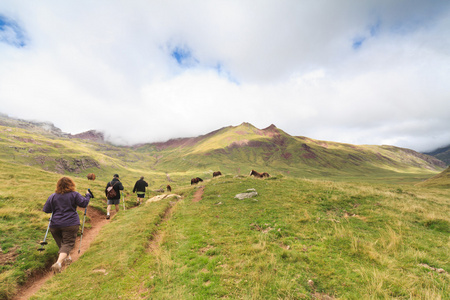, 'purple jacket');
43,191,91,227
